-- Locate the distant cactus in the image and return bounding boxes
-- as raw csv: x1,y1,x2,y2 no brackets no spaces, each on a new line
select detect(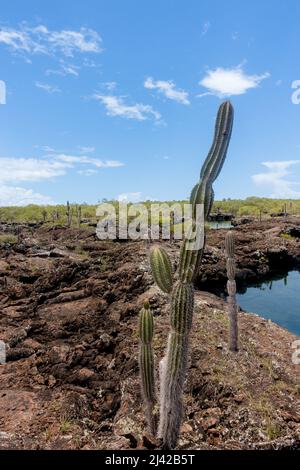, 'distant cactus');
225,232,239,352
42,209,47,223
76,205,82,229
66,201,72,227
145,101,234,449
139,301,156,434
